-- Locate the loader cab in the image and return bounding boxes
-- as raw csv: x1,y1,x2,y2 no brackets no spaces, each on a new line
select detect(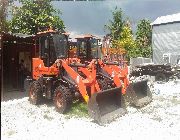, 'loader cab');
76,35,101,62
37,31,68,67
